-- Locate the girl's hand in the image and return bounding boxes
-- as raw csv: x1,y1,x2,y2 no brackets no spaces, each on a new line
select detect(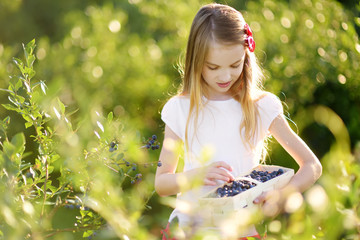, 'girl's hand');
253,185,299,217
203,161,235,186
253,190,283,217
